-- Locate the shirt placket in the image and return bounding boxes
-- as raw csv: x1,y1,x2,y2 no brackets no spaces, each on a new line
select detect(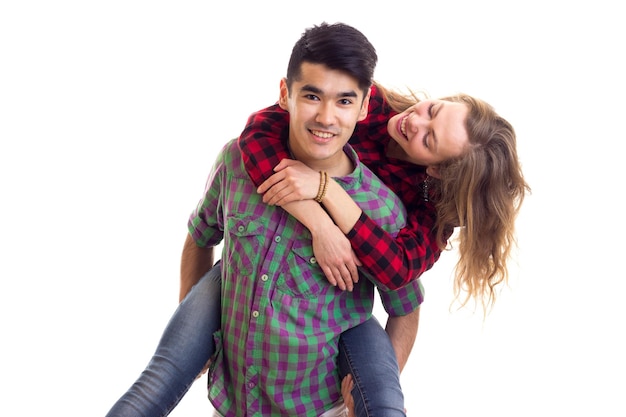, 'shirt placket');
244,213,289,415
